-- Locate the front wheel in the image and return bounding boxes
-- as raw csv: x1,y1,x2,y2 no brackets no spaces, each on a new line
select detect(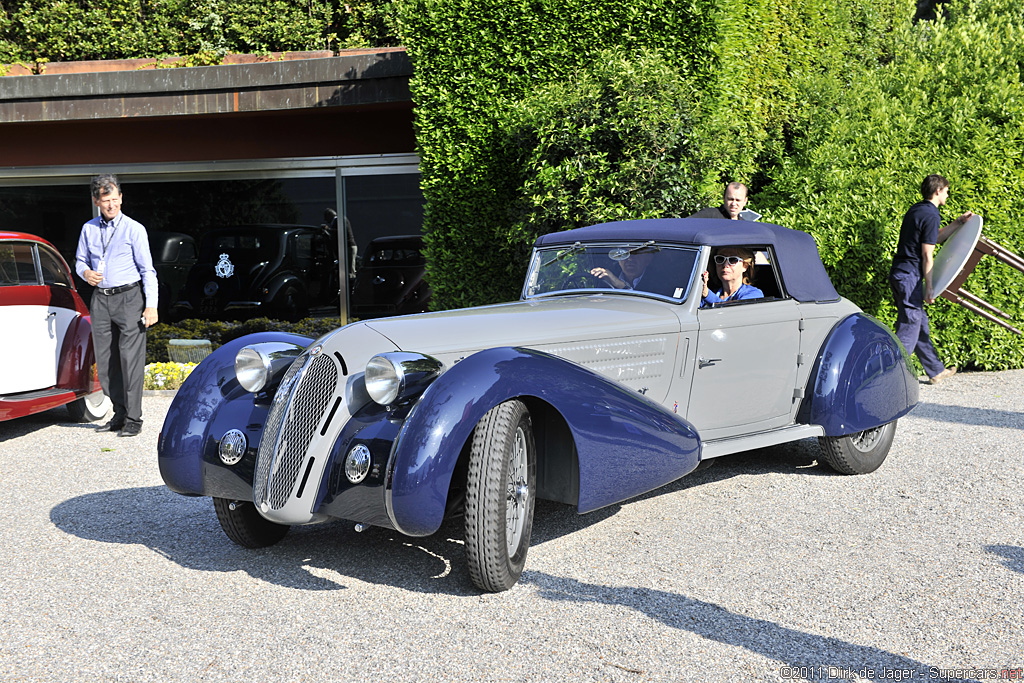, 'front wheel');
212,498,290,548
66,390,111,423
817,420,897,475
464,400,537,592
